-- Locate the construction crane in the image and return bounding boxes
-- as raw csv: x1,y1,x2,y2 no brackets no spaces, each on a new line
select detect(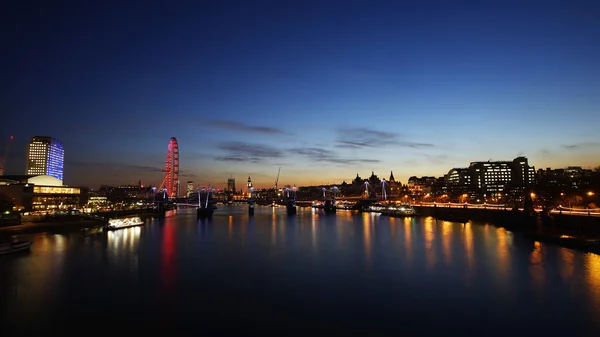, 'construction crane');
275,167,281,191
0,136,14,176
